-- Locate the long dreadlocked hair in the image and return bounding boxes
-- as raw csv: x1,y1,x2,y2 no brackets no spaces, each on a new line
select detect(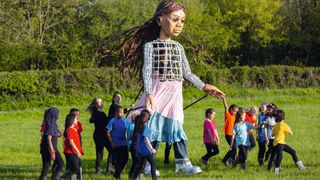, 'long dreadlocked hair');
116,1,186,79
